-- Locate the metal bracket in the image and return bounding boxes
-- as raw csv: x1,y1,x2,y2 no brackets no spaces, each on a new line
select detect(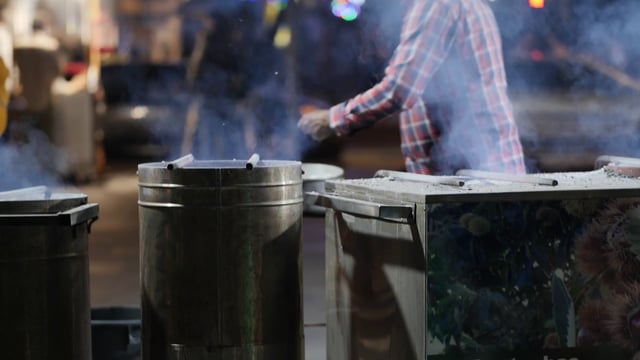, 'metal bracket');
308,192,414,223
